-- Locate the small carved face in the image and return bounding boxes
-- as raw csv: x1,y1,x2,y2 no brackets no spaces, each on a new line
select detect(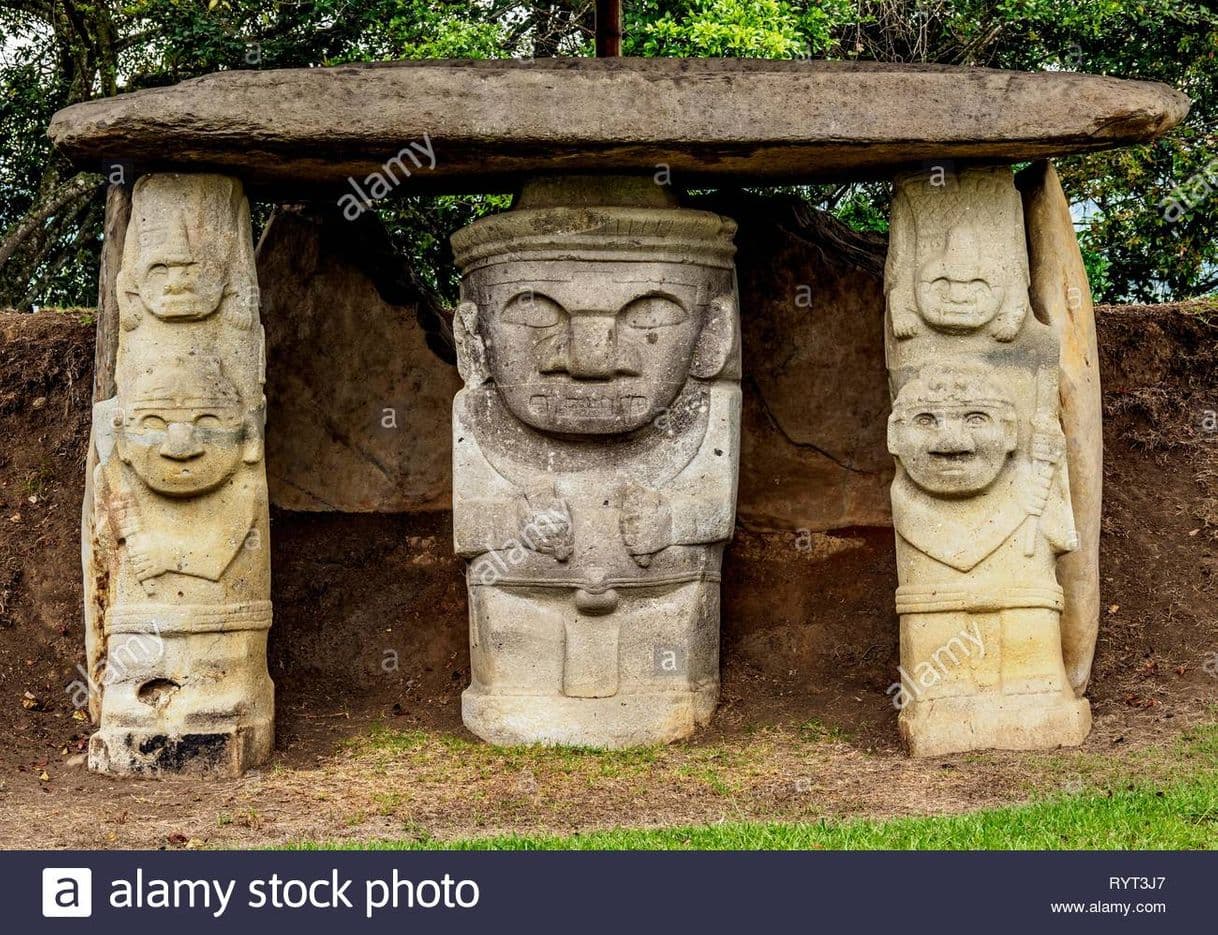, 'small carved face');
474,260,730,435
132,224,227,321
914,227,1005,333
889,402,1017,496
116,359,254,497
